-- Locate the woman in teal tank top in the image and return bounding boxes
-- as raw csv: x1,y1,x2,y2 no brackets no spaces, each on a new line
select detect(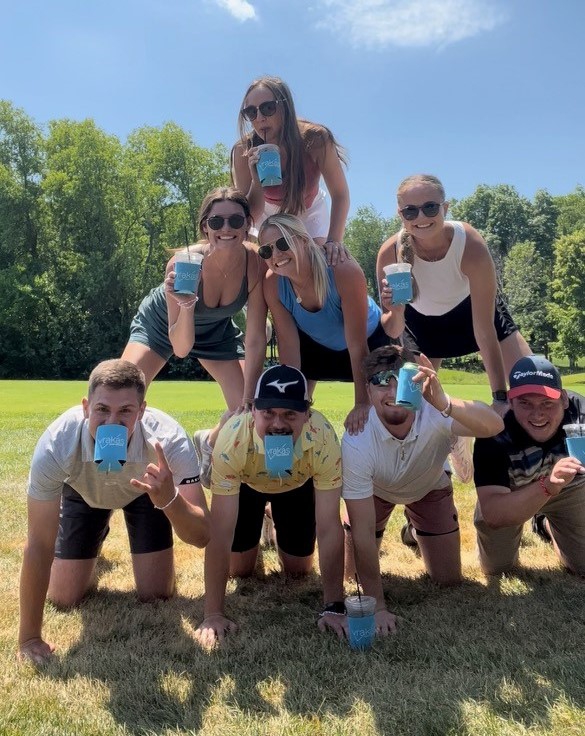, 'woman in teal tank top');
122,187,268,411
